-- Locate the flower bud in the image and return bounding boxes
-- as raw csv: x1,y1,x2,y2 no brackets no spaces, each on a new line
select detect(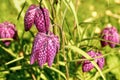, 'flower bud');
101,26,119,48
0,22,17,46
30,32,60,67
